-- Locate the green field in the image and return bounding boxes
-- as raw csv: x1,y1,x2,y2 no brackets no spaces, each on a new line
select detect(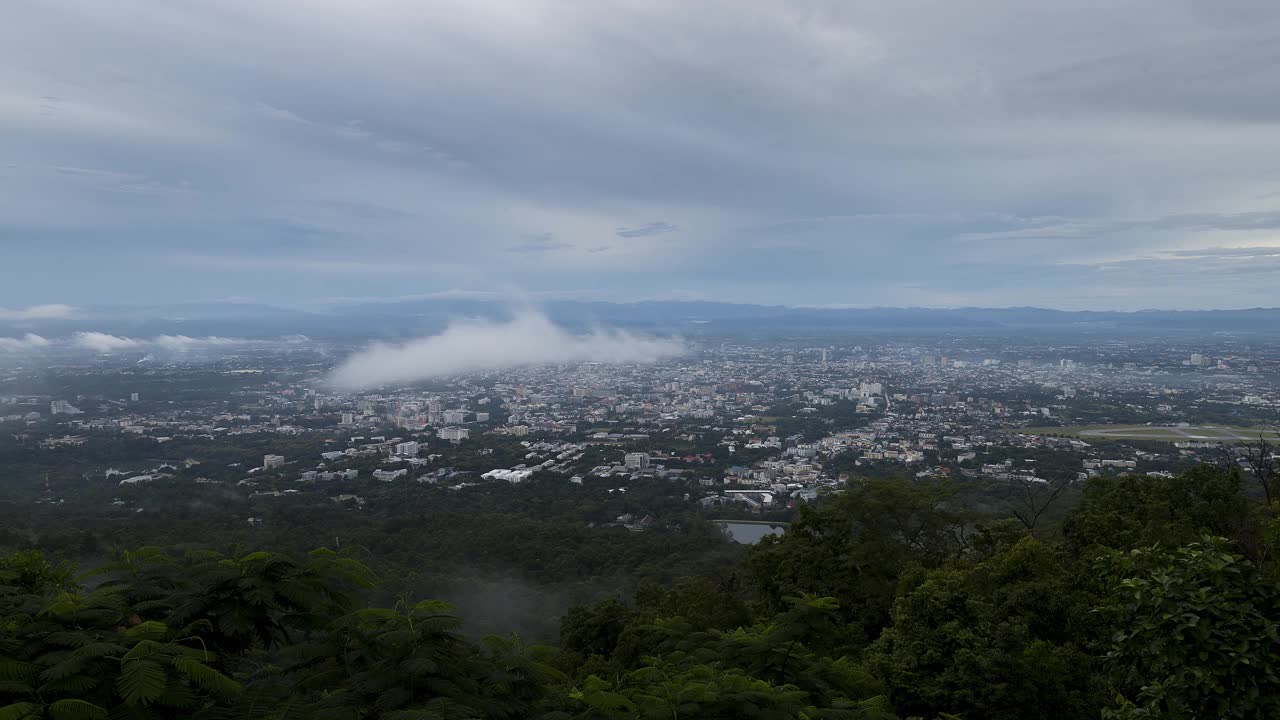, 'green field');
1021,424,1276,442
